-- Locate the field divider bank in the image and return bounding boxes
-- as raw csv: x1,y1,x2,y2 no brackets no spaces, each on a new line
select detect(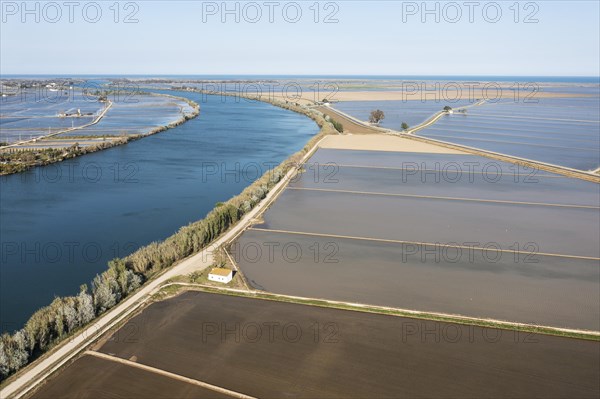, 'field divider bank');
248,227,600,261
85,351,256,399
155,283,600,341
322,104,600,183
328,163,563,178
286,187,600,209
